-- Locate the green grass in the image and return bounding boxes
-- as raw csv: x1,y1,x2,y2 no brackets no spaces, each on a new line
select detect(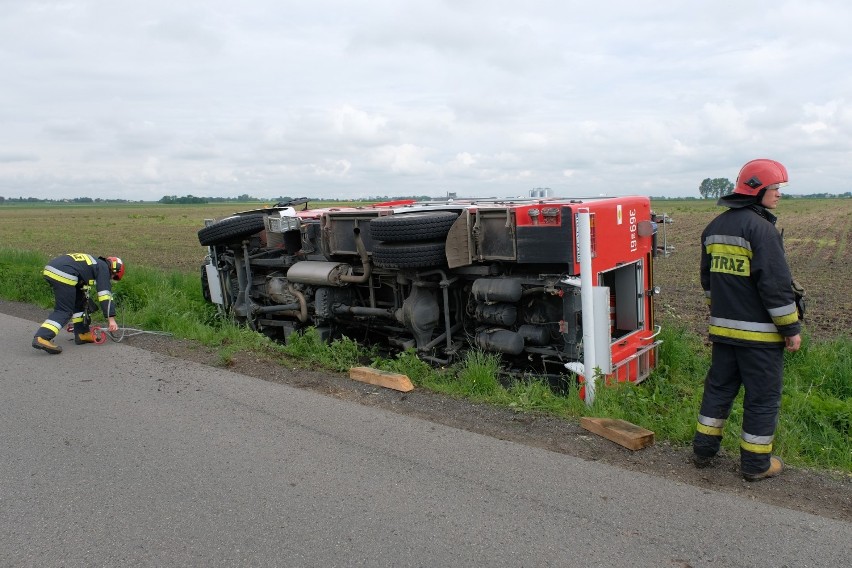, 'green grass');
281,328,368,372
2,246,849,474
0,249,51,304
